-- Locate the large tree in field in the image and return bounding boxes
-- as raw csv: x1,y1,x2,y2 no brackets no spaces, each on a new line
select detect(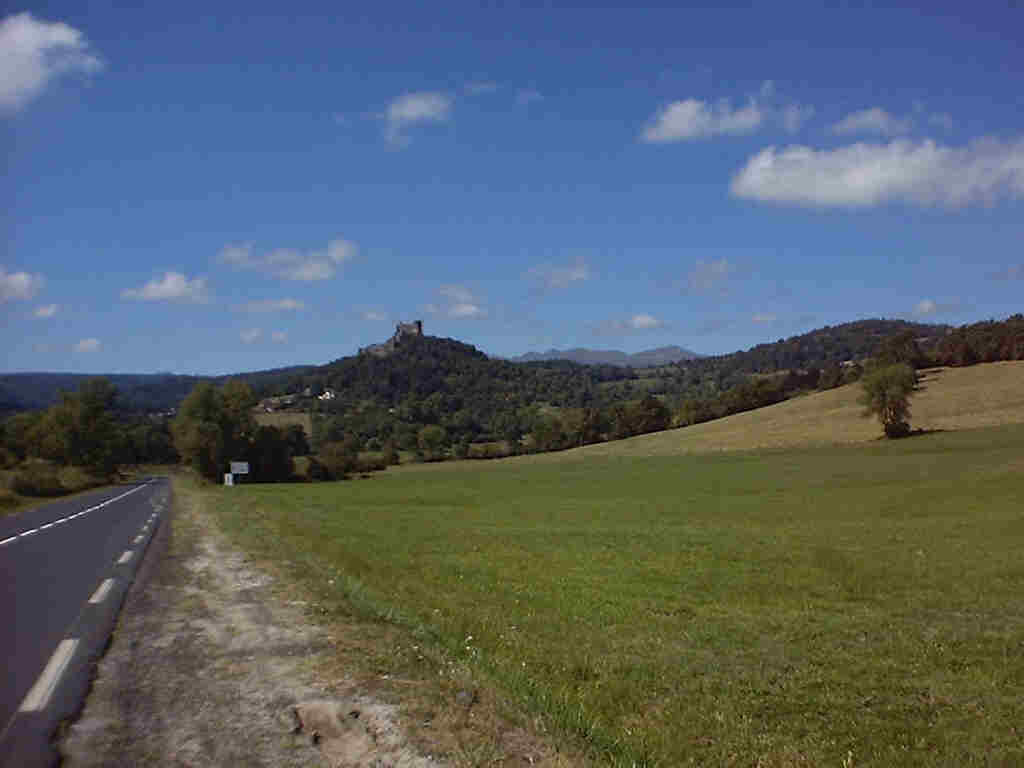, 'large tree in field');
859,363,917,438
173,379,256,480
